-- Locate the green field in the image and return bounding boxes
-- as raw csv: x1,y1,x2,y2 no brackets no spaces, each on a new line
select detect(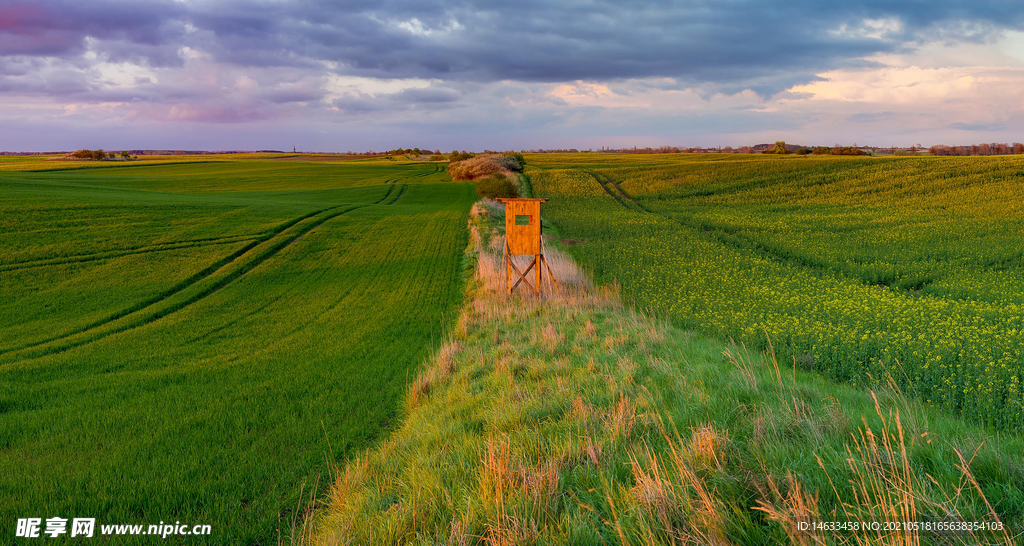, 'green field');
7,152,1024,544
529,153,1024,429
0,159,475,541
